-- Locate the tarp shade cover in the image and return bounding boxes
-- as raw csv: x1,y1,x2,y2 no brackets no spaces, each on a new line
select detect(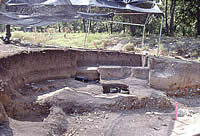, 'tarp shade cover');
0,0,162,26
